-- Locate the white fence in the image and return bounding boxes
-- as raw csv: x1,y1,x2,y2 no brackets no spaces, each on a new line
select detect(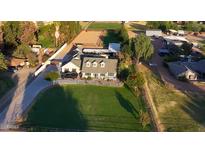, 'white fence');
34,43,68,76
